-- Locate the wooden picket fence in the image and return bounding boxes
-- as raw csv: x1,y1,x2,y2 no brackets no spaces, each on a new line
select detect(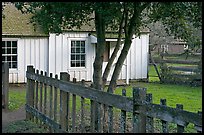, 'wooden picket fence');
25,65,202,133
2,63,9,110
